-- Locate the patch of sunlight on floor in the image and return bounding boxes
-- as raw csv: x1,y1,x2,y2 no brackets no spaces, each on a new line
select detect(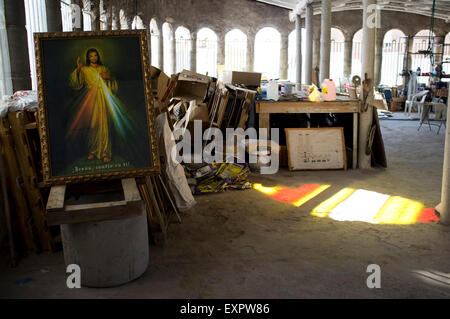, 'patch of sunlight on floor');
253,183,330,208
310,188,439,225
